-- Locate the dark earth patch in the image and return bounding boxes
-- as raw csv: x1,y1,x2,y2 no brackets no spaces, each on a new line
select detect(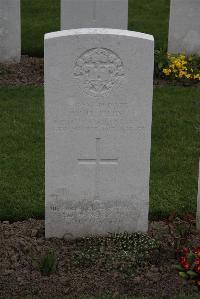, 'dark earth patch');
0,56,43,86
0,219,200,298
